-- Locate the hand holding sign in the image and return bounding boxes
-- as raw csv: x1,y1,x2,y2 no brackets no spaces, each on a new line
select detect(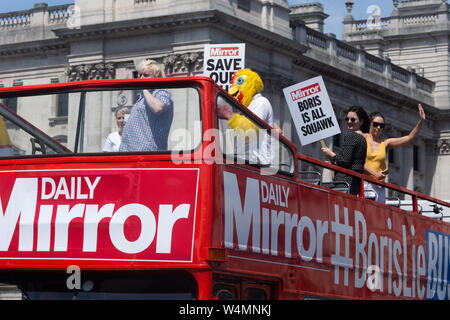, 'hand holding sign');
320,139,332,161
